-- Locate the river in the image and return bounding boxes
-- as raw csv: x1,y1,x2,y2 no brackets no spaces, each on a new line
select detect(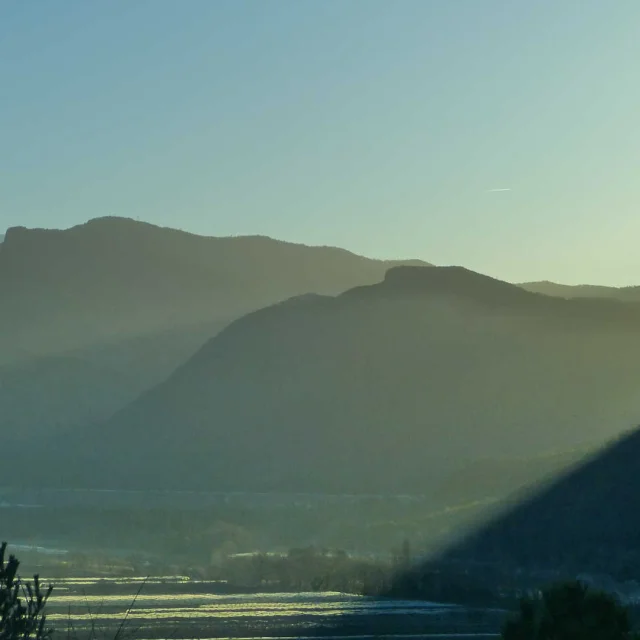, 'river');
44,576,504,639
